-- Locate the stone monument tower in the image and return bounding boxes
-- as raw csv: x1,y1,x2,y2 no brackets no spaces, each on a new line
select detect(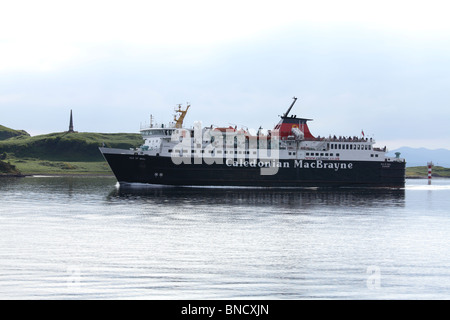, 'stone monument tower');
68,110,76,133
